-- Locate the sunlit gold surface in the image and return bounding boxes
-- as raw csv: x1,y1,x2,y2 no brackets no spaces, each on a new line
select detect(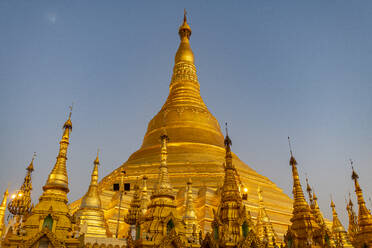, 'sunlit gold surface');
75,12,294,240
